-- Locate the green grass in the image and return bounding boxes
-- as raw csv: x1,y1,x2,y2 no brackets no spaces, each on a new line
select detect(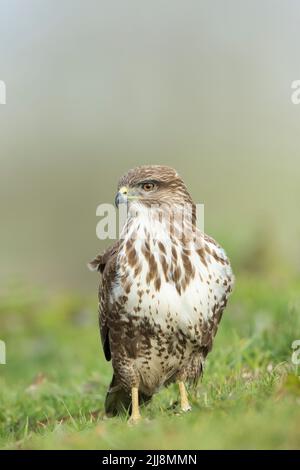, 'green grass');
0,275,300,450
